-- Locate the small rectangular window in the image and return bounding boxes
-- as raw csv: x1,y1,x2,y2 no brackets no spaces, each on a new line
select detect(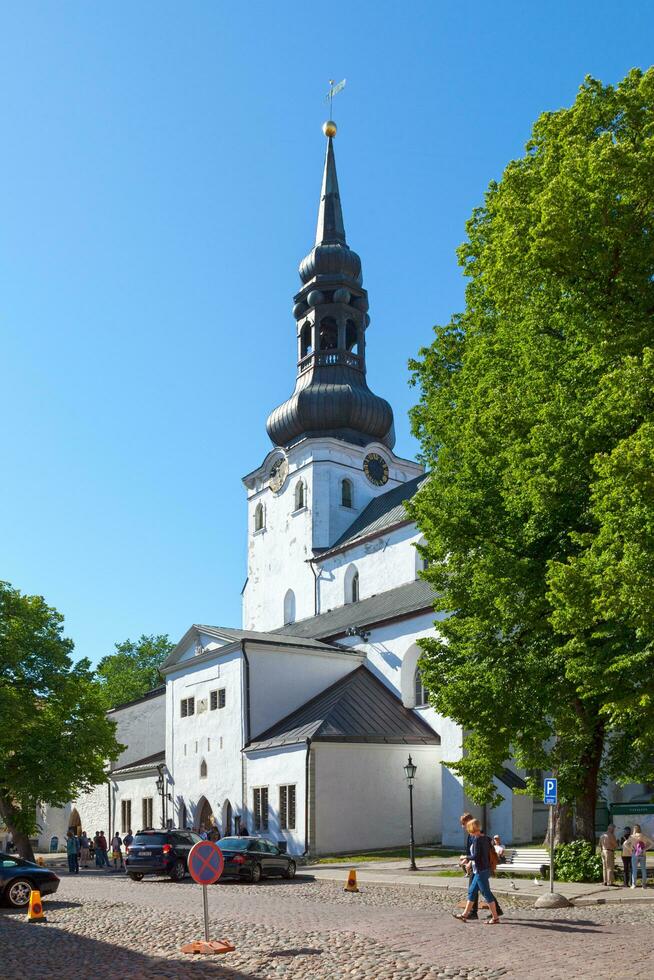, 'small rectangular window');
180,697,195,717
210,690,217,711
218,688,226,709
121,799,132,835
279,785,296,830
142,797,153,828
253,786,269,830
